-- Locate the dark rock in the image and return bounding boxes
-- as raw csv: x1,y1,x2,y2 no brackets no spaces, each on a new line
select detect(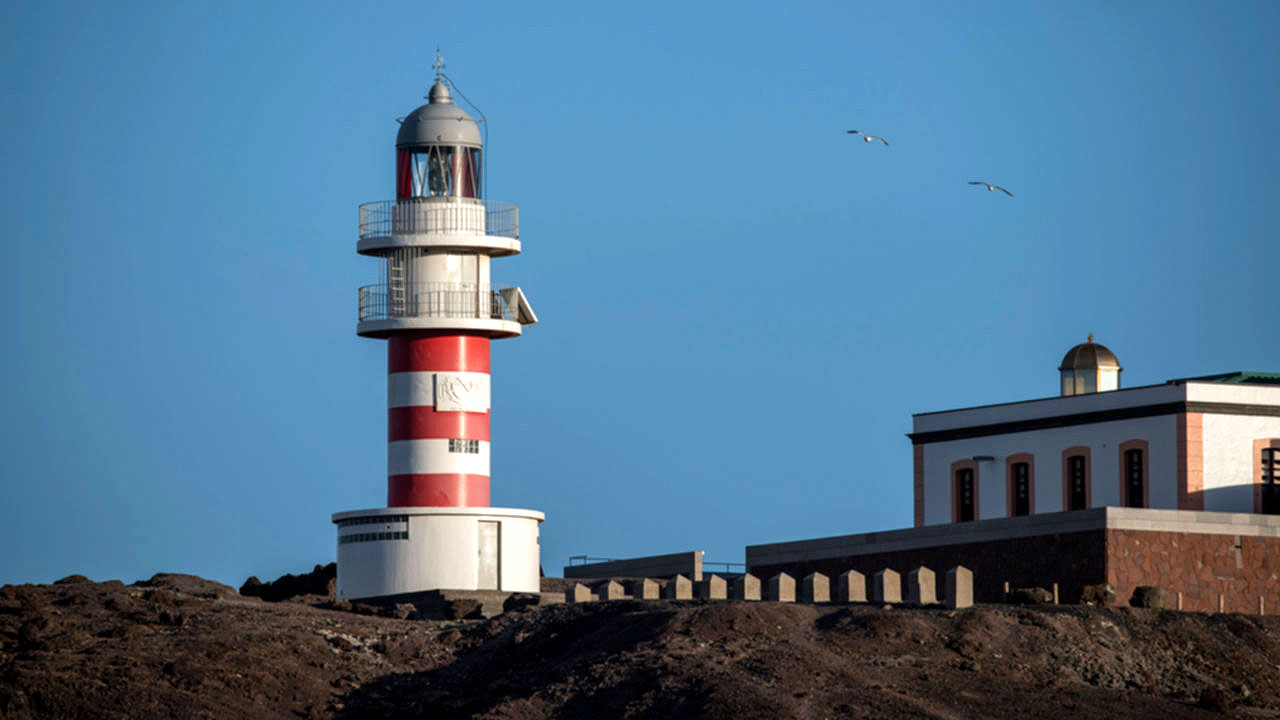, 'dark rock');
17,620,43,650
1080,584,1116,606
134,574,237,600
381,603,416,620
53,574,92,585
351,602,380,616
1198,686,1232,711
1129,586,1175,609
238,564,336,602
1007,588,1053,605
502,593,540,613
444,598,483,620
328,598,353,612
